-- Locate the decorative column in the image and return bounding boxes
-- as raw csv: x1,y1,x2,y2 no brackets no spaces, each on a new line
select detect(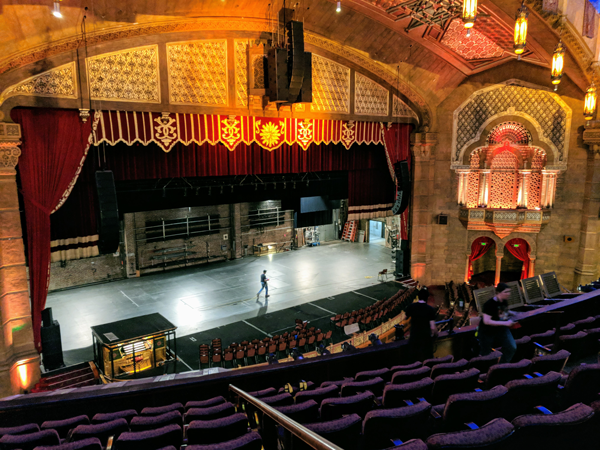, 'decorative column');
575,126,600,287
410,132,437,285
528,255,536,278
457,171,469,206
494,252,503,286
464,253,471,283
518,170,531,208
0,122,41,397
